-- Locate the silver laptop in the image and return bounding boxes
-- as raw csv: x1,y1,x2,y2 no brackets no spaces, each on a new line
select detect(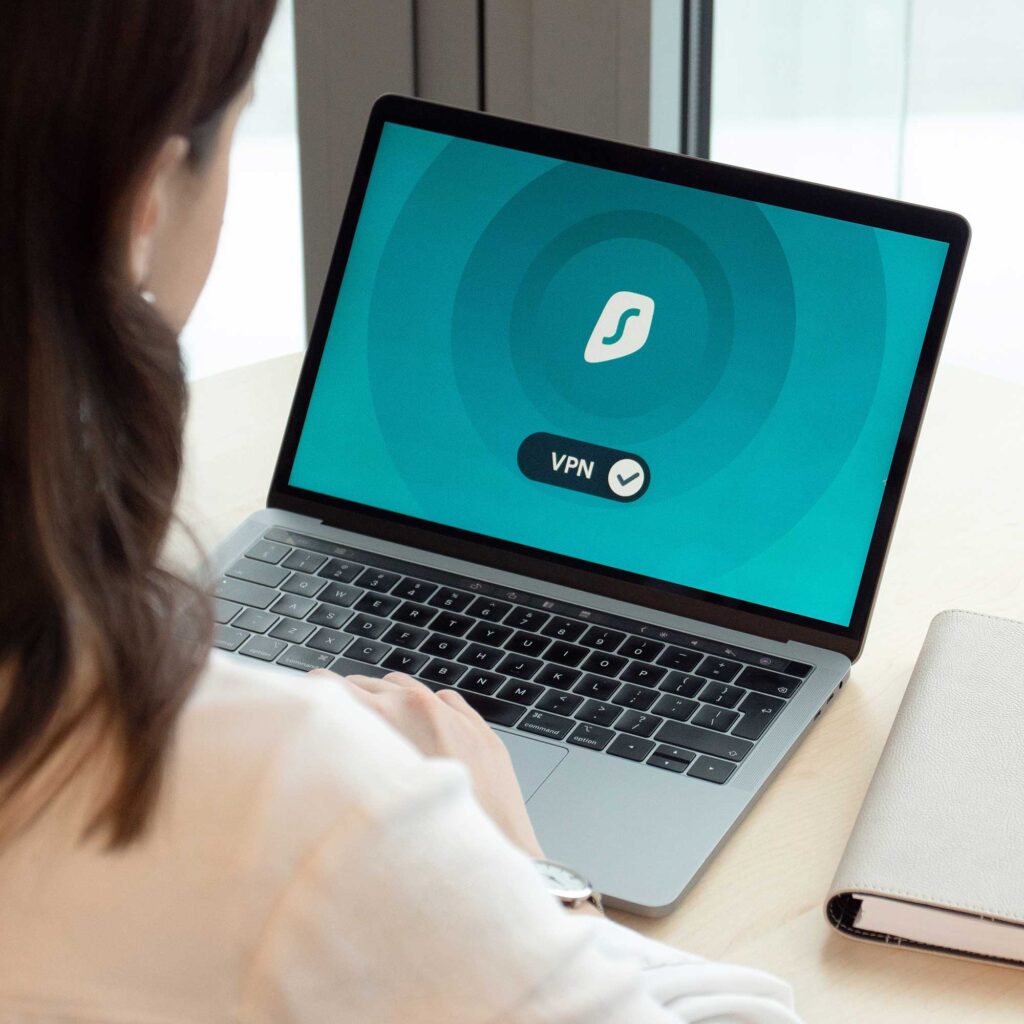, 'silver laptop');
208,96,968,915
